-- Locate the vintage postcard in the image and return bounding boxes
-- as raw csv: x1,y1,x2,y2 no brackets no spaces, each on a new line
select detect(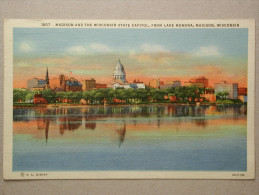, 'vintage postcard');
3,20,255,179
